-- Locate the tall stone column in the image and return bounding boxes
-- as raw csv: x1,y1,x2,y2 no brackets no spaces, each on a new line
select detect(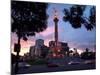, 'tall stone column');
53,9,59,55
